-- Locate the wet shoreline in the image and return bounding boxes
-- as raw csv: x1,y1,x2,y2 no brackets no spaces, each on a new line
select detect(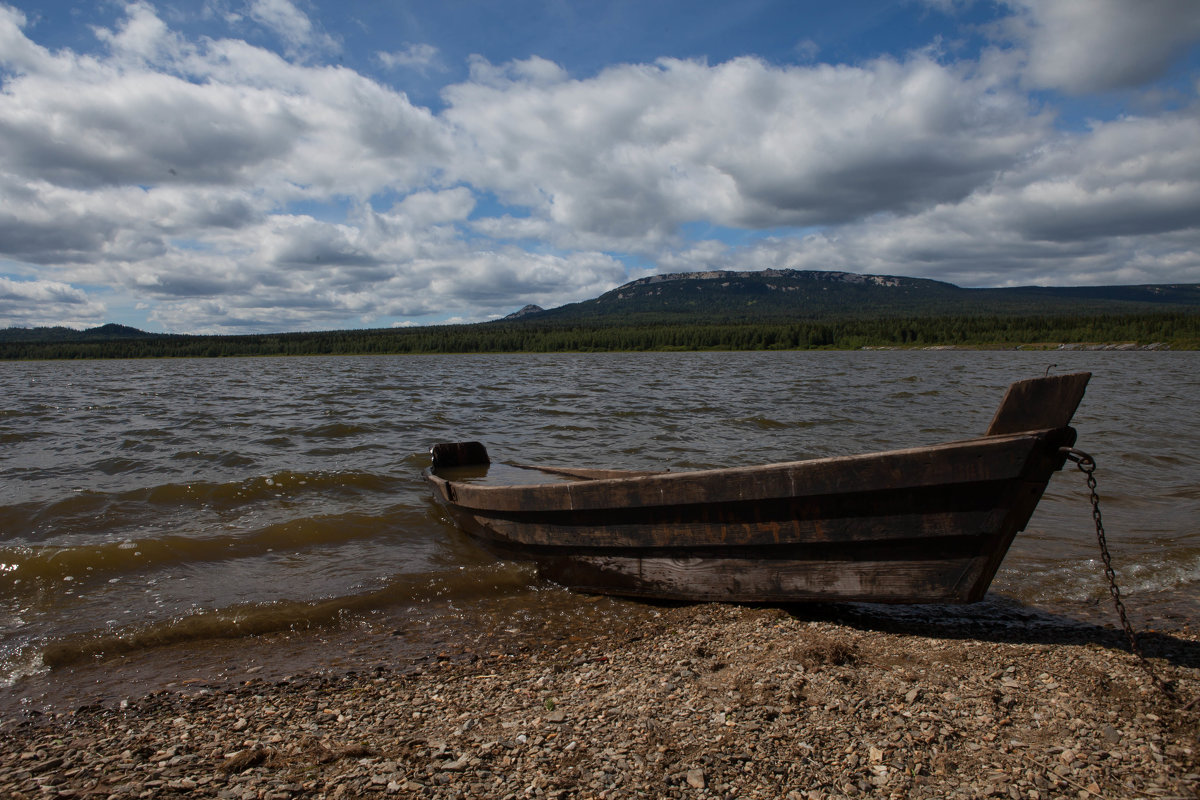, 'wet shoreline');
2,603,1197,799
5,581,1196,721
